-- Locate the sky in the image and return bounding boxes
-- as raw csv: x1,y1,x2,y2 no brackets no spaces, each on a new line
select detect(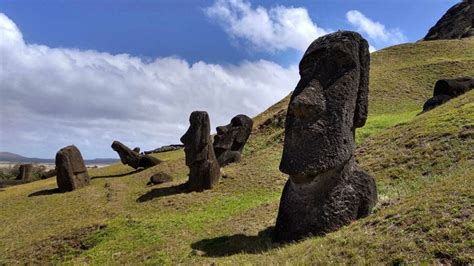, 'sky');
0,0,459,159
